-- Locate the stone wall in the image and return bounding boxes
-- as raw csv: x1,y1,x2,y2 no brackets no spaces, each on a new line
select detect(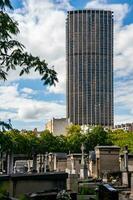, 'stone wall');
0,172,68,198
45,118,69,136
120,155,133,172
56,159,67,172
